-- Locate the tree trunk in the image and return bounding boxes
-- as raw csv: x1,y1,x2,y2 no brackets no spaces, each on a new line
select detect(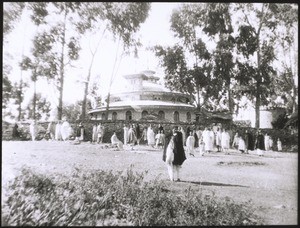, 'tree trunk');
105,92,110,121
196,84,200,110
18,79,22,121
33,80,36,121
227,78,233,113
57,8,67,121
82,82,88,120
255,46,261,129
